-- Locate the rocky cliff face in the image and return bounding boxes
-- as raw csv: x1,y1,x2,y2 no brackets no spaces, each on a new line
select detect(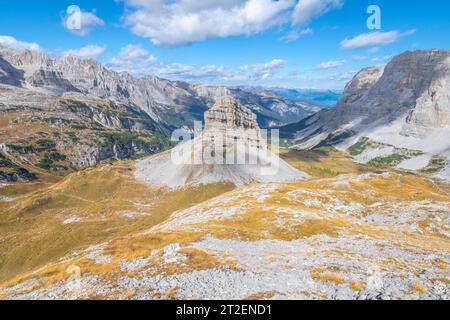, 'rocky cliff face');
402,51,450,130
205,96,259,130
283,50,450,147
0,92,170,180
135,97,307,188
0,45,320,129
202,97,263,161
0,45,322,180
281,49,450,179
